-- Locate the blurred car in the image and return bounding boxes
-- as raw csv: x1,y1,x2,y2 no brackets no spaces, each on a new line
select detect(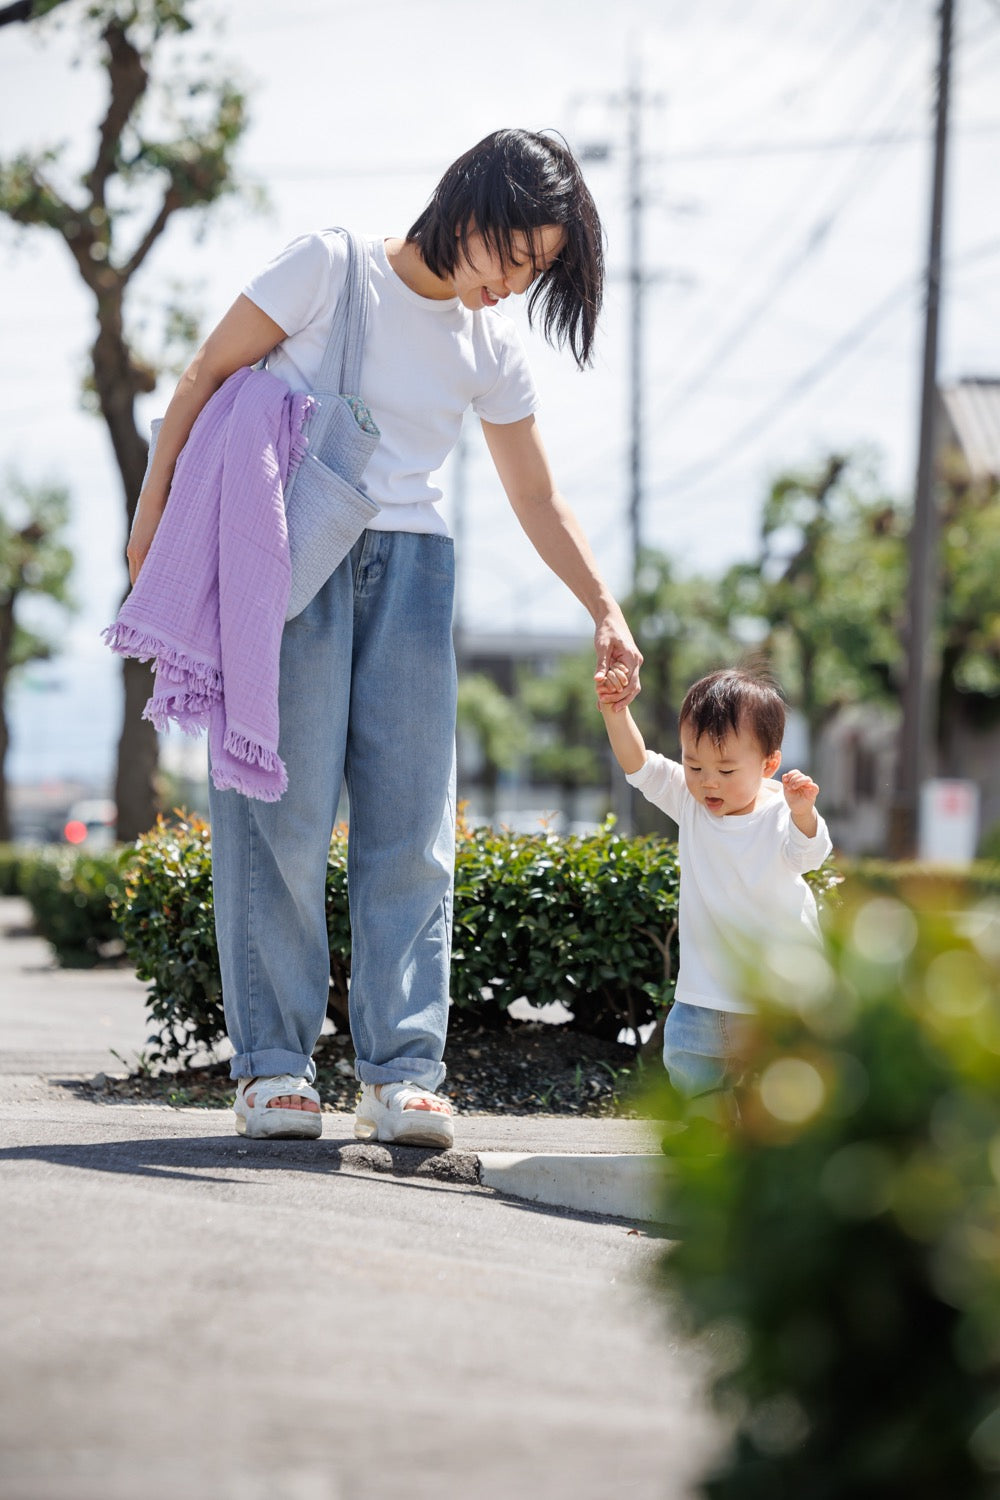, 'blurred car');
62,799,116,850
